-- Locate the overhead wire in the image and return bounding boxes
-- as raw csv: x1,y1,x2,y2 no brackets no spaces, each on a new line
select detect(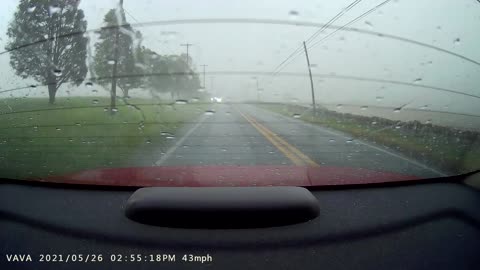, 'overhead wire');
270,0,364,76
271,0,392,77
